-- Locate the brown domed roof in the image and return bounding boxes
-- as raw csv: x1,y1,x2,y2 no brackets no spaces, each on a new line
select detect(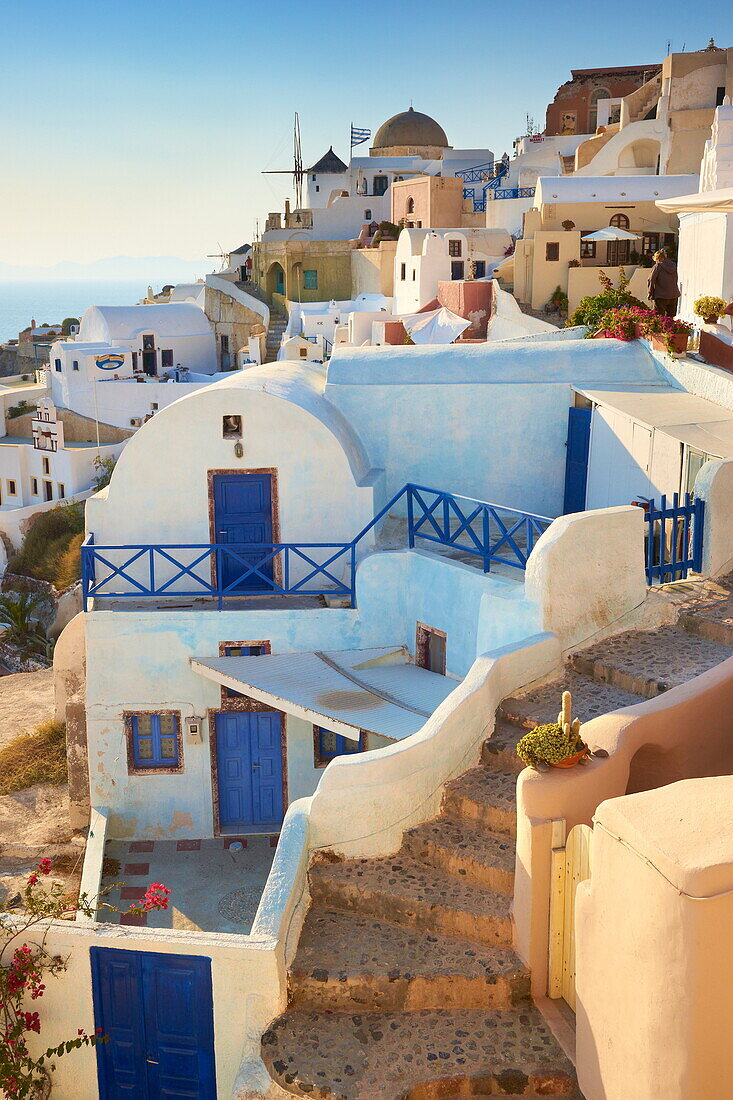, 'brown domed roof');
372,107,448,151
